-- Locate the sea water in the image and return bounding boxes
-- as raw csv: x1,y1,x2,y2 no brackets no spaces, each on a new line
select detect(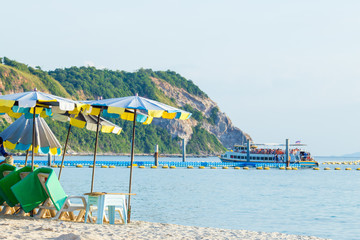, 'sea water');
17,156,360,240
